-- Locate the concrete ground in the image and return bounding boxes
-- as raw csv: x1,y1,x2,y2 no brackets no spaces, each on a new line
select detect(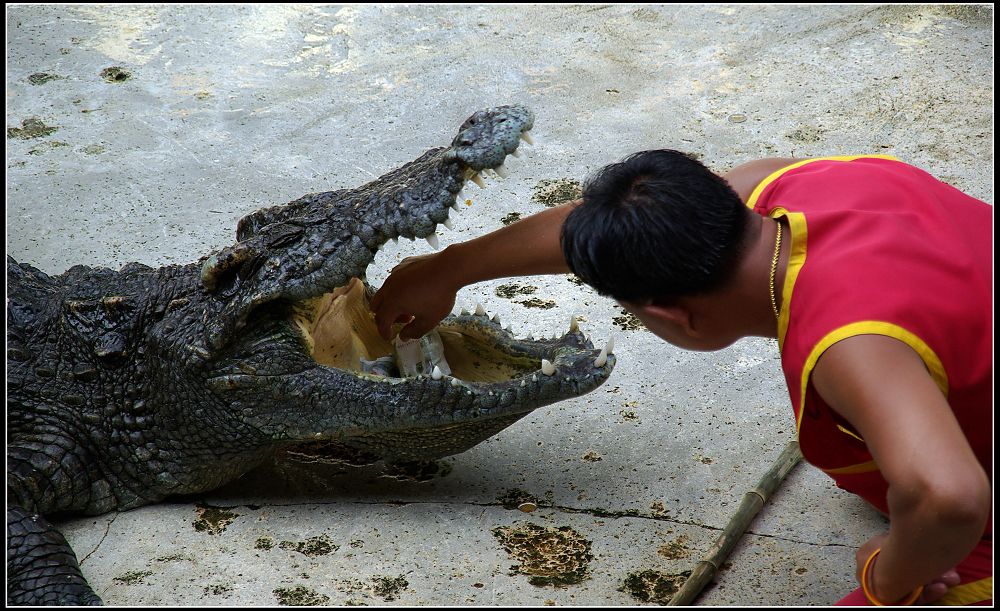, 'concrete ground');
6,4,993,606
